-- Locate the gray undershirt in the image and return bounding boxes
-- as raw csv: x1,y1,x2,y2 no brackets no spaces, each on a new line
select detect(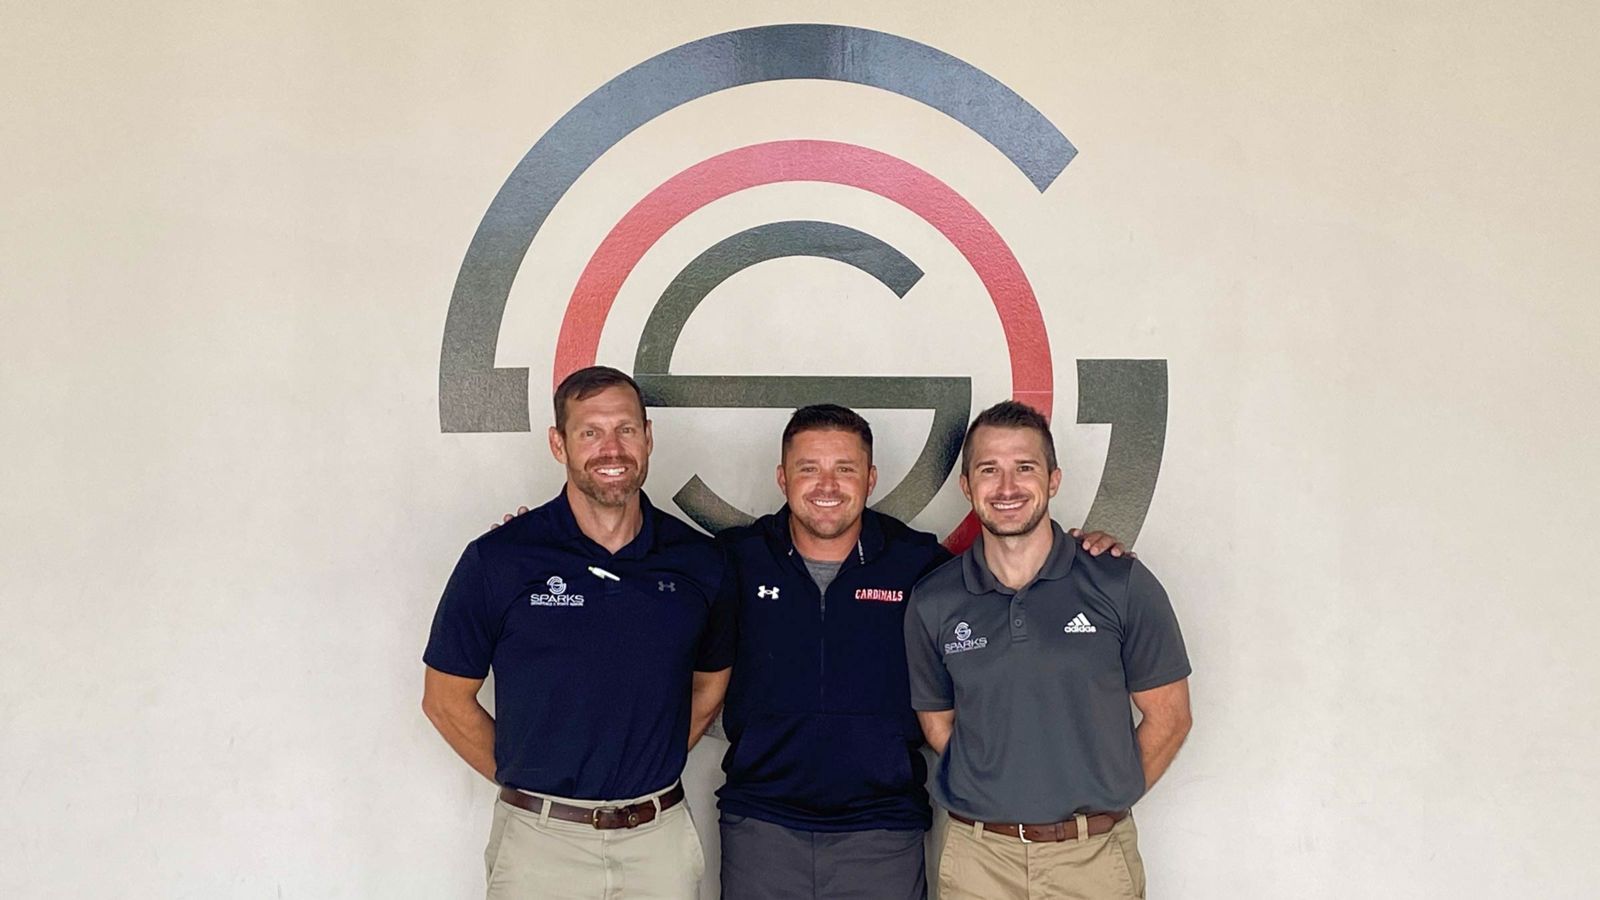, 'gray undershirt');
801,556,844,597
